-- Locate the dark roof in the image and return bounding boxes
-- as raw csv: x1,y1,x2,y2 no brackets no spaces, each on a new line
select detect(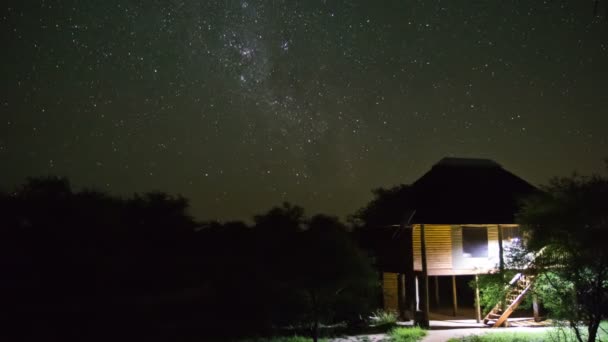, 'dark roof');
408,157,539,224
